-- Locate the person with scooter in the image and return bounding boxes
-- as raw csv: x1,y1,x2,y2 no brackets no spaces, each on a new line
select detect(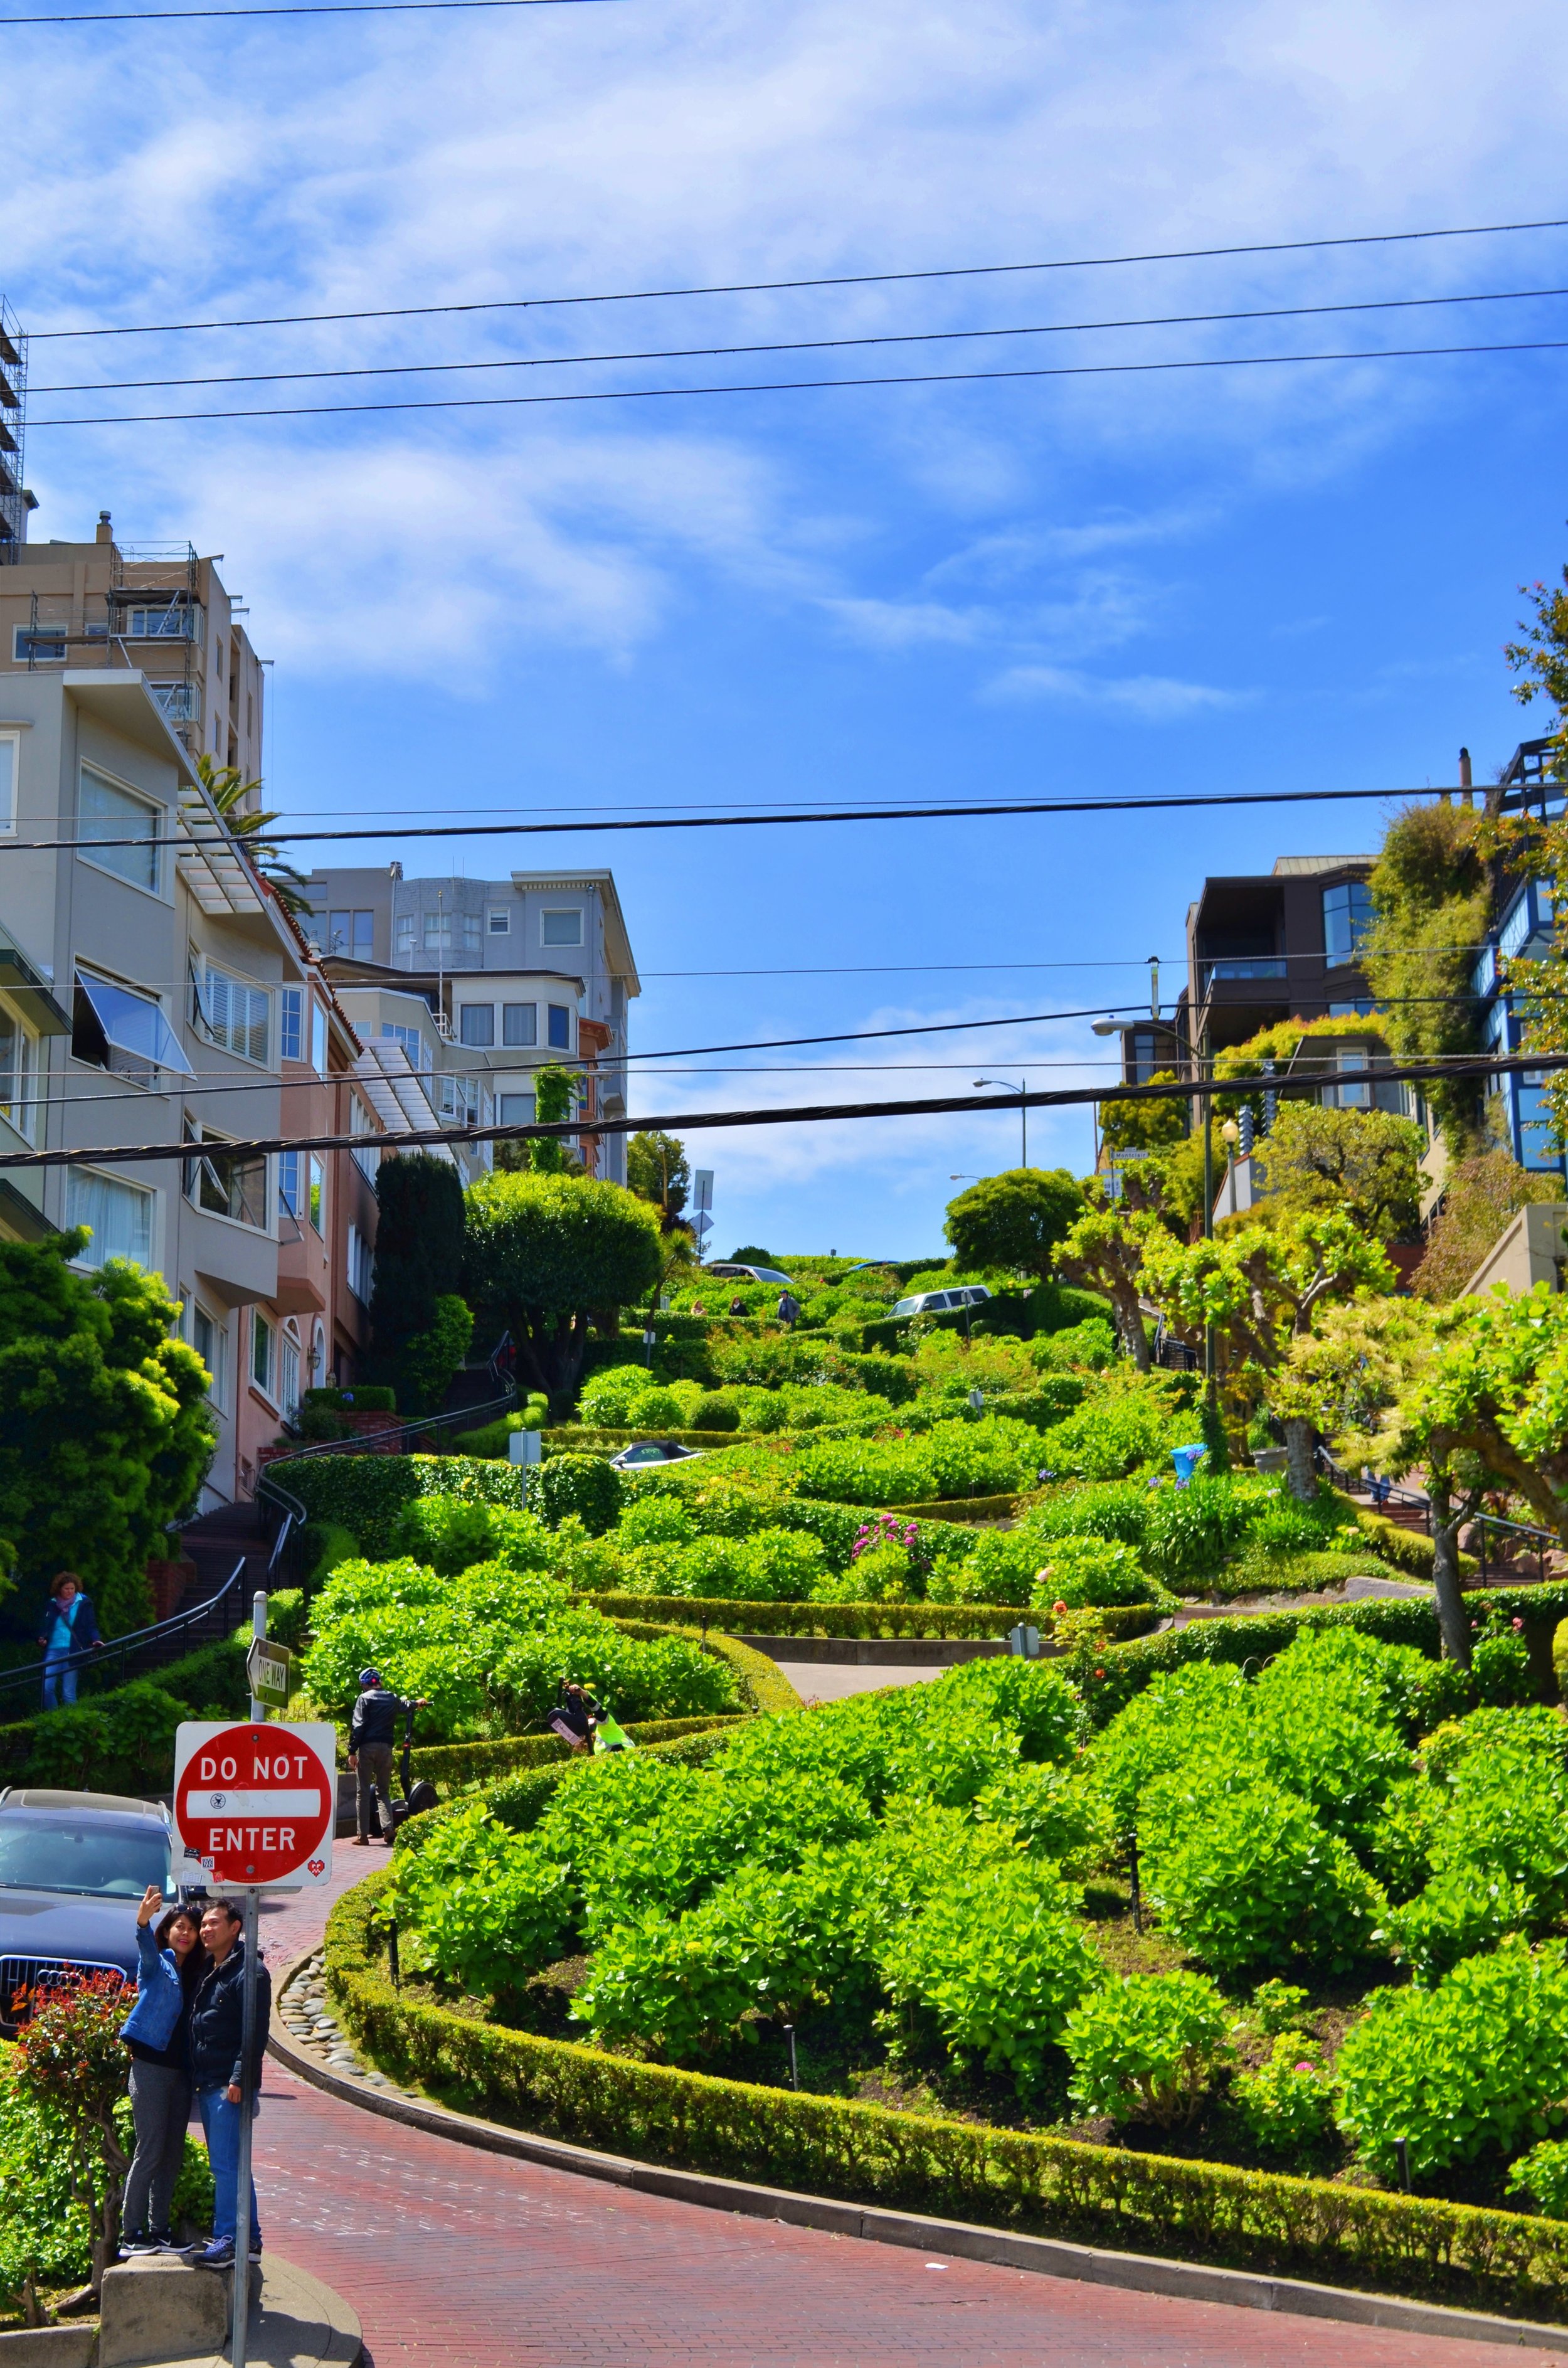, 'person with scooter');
348,1669,433,1847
